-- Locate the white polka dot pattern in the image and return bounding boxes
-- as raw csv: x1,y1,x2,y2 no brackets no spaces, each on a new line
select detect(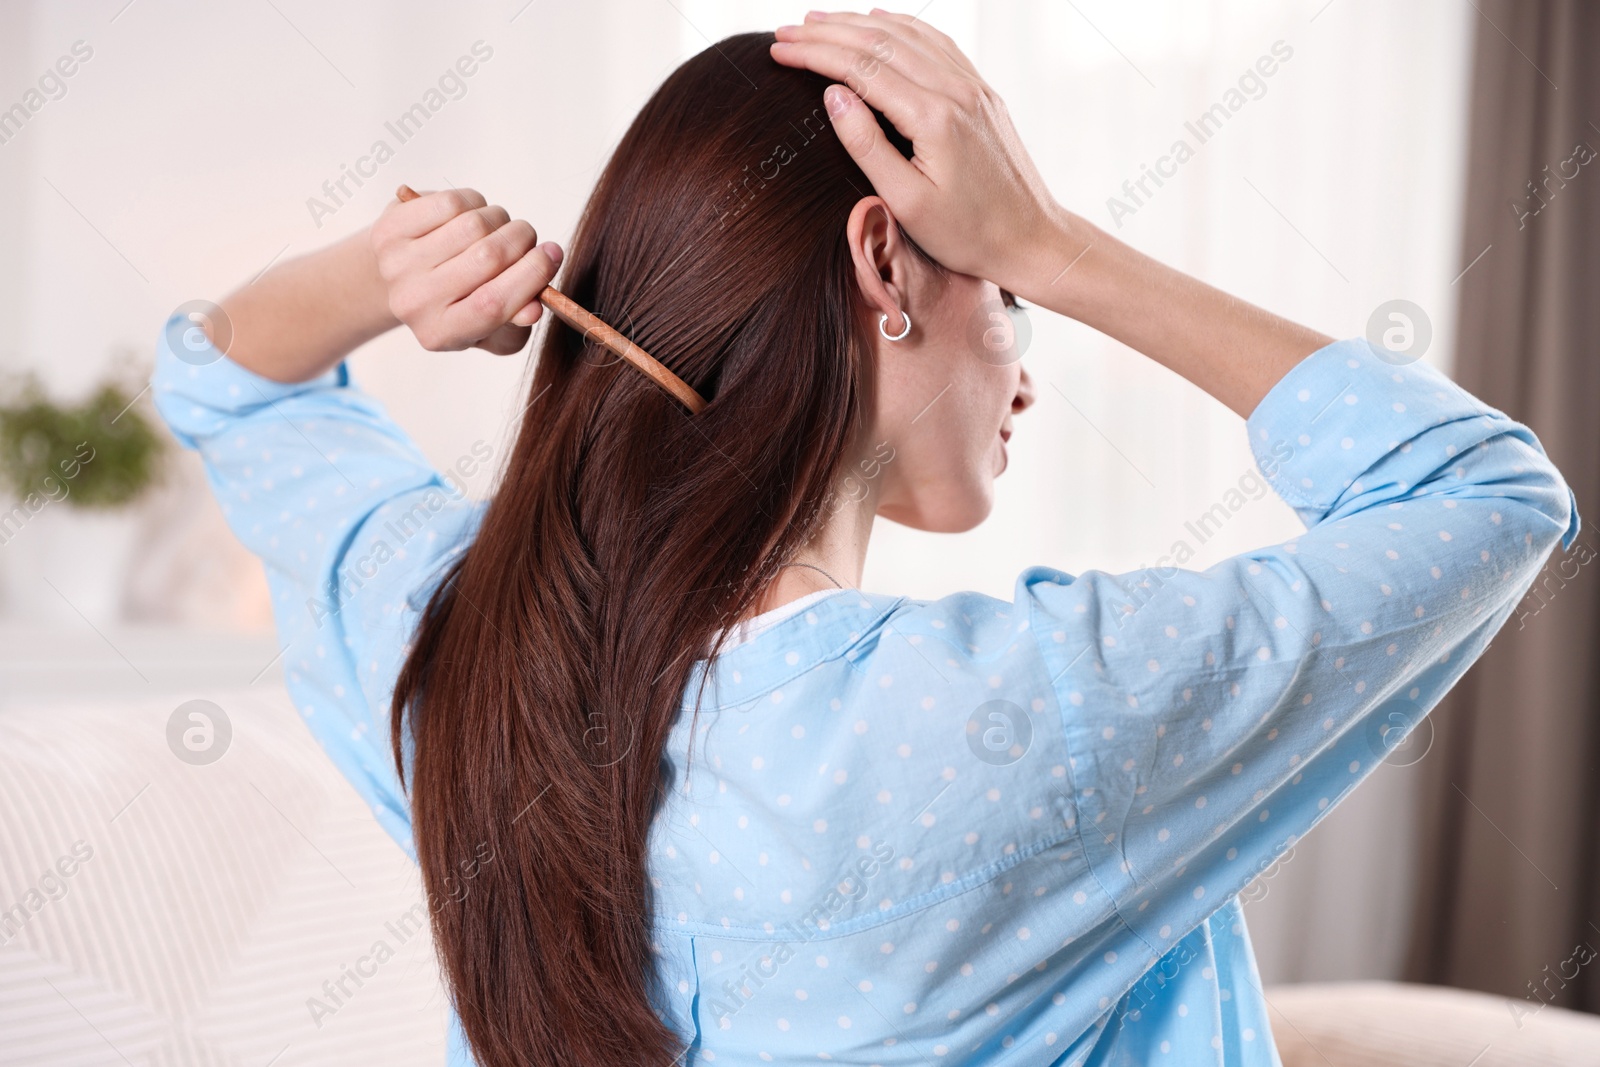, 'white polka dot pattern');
152,325,1578,1066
